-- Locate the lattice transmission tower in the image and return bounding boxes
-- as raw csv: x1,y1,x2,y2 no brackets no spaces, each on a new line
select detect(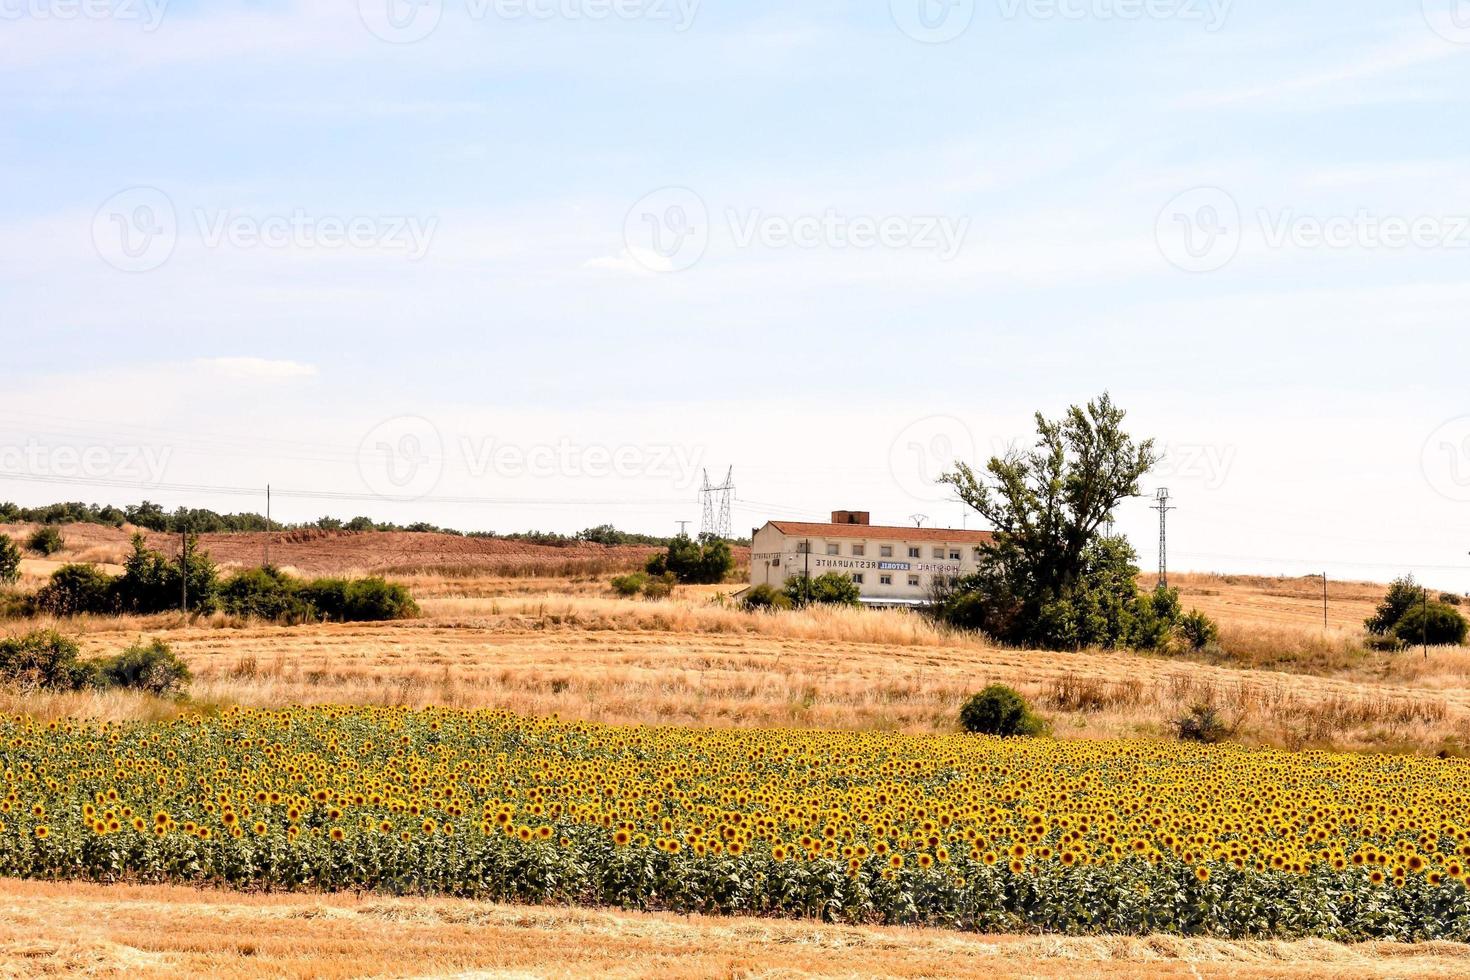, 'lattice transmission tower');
699,467,734,540
1152,488,1176,588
